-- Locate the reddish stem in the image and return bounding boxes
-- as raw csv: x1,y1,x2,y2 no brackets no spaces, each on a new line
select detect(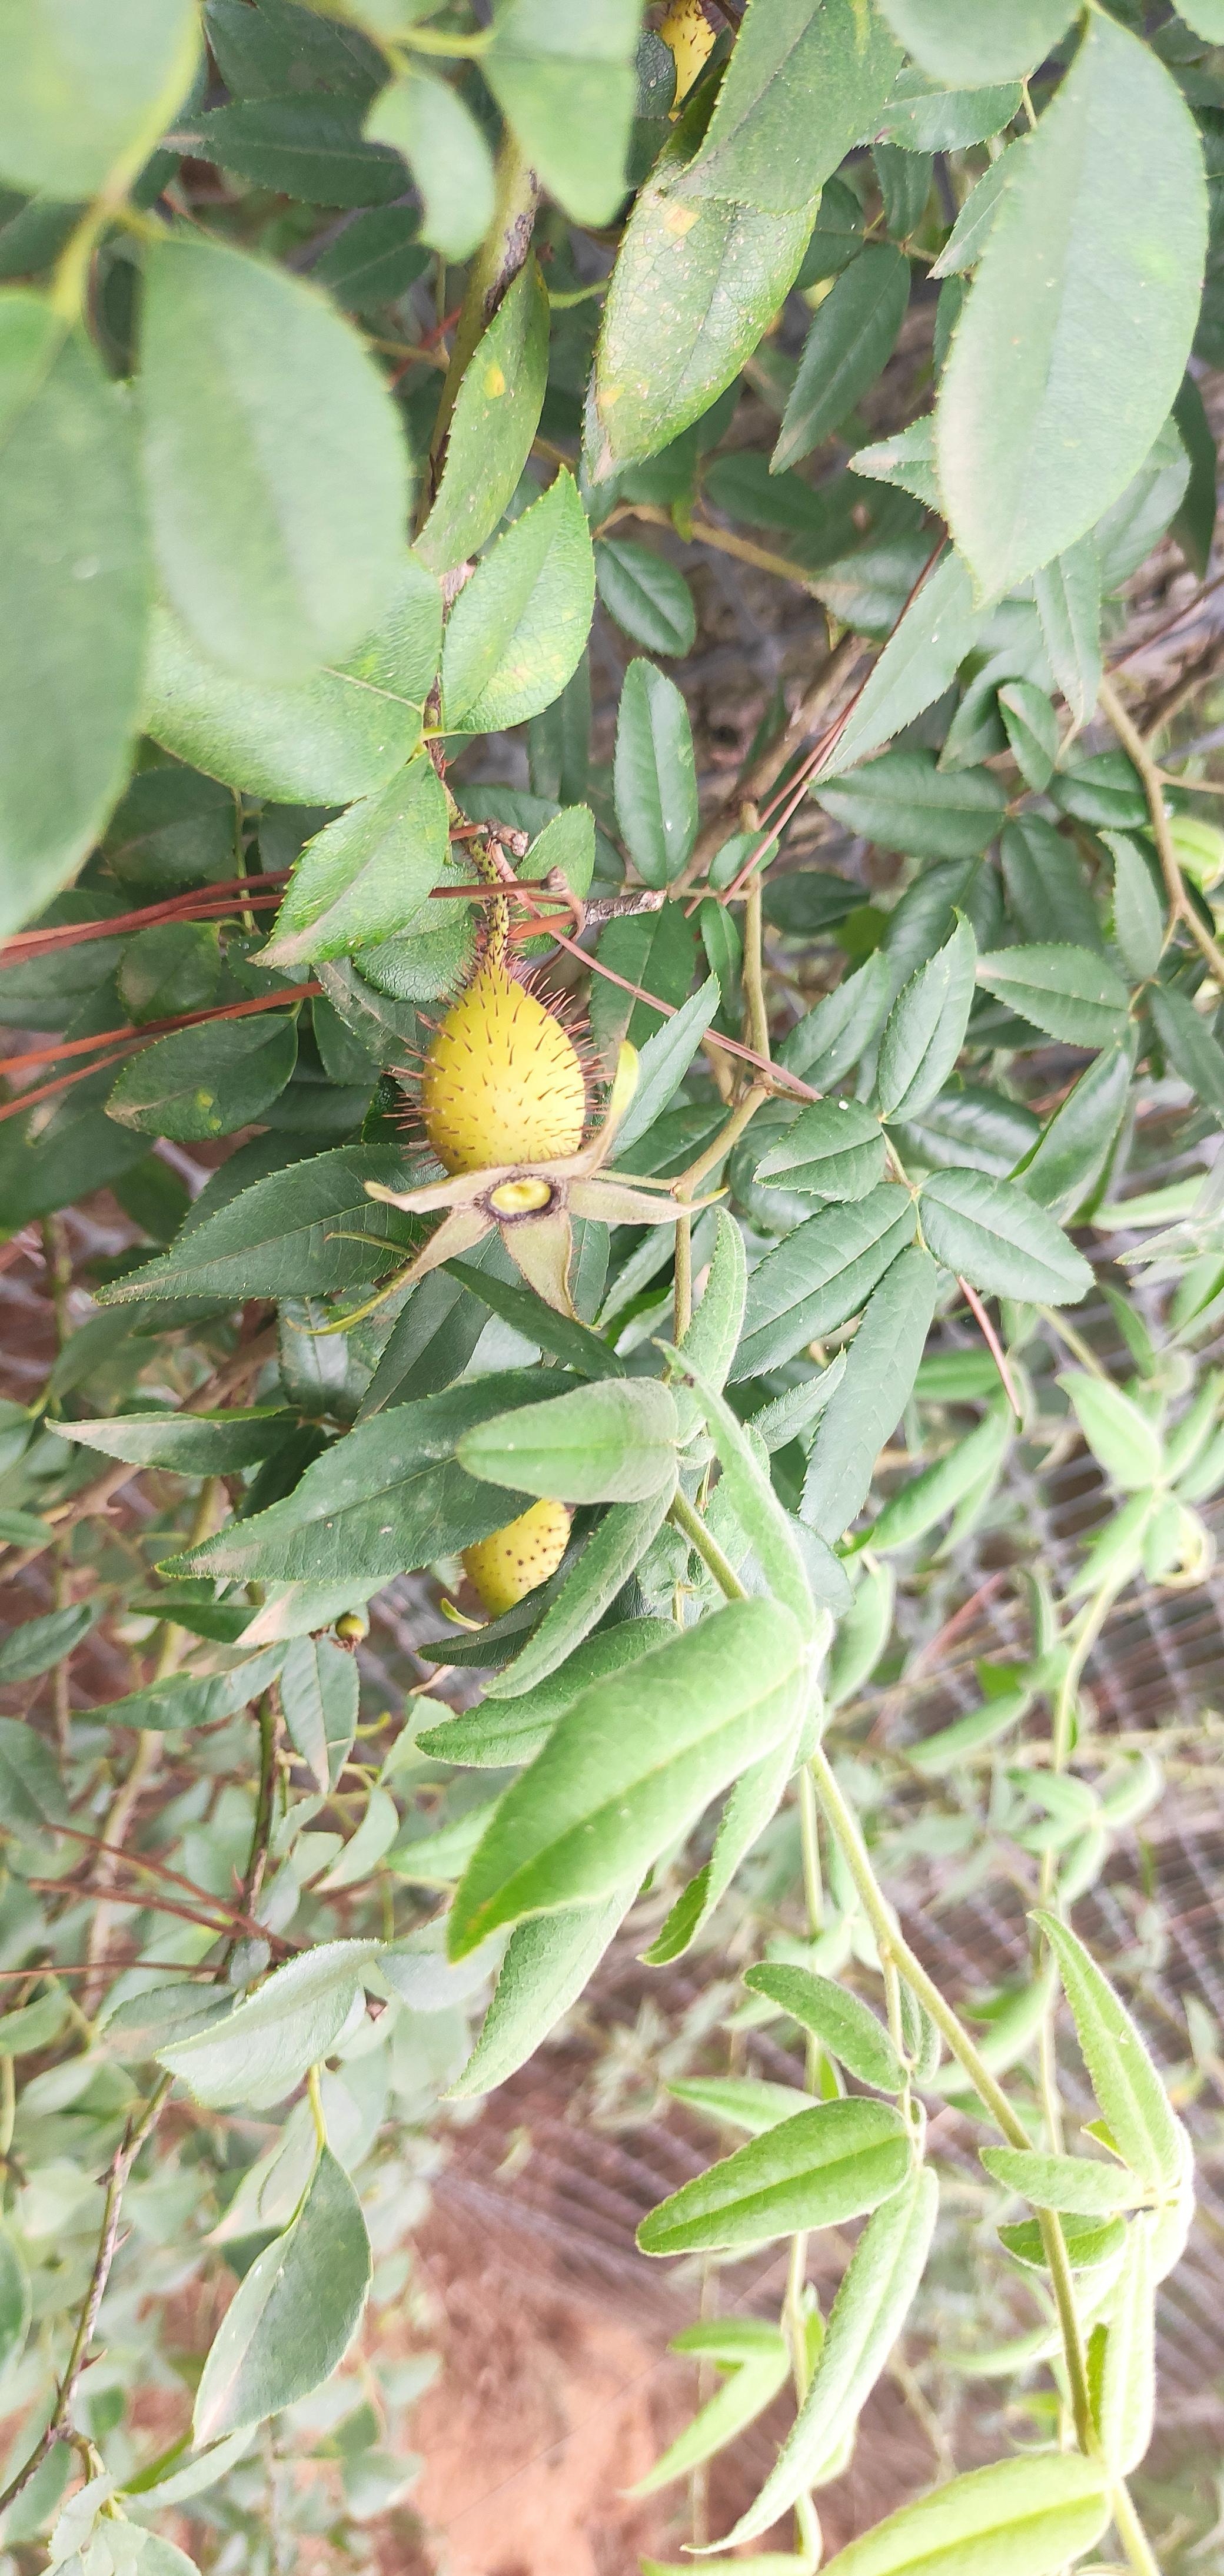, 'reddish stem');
957,1276,1022,1419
